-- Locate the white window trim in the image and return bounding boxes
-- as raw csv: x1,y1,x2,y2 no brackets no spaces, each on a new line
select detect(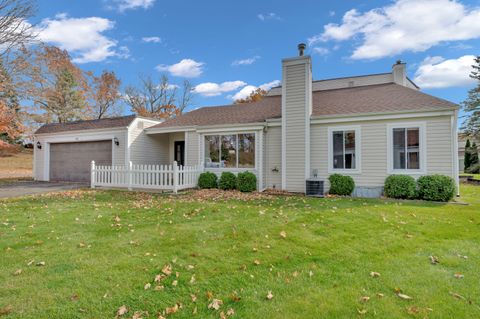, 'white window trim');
387,122,427,175
202,132,257,171
327,125,362,174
